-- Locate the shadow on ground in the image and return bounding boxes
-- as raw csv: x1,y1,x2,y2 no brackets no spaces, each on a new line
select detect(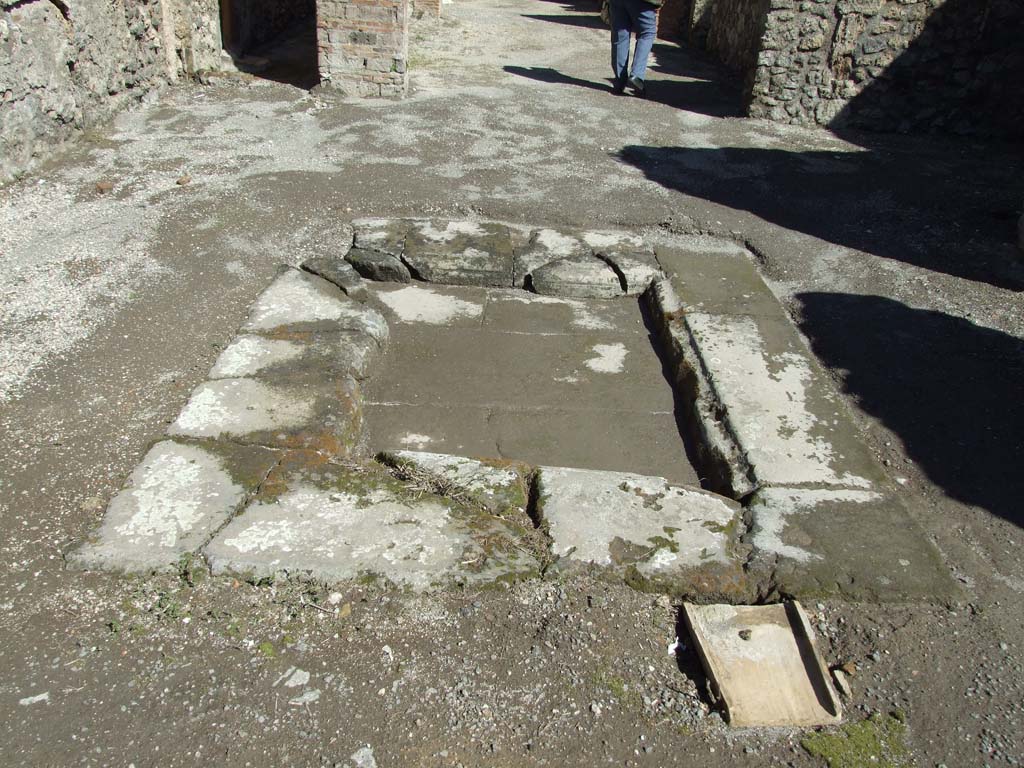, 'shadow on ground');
619,142,1024,289
796,292,1024,527
505,60,741,117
